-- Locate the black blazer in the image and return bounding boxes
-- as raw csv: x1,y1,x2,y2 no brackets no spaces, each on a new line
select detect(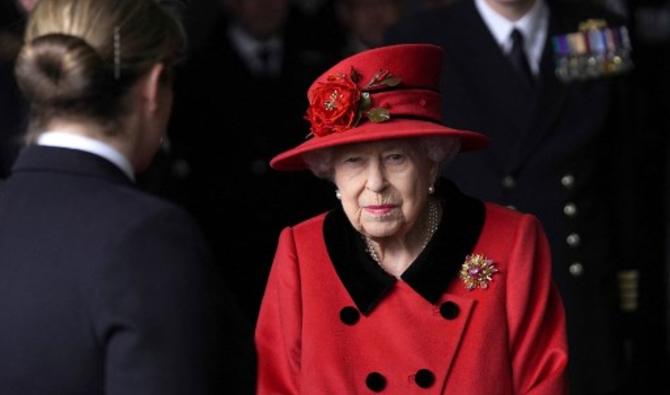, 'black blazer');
387,1,656,394
0,146,211,395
